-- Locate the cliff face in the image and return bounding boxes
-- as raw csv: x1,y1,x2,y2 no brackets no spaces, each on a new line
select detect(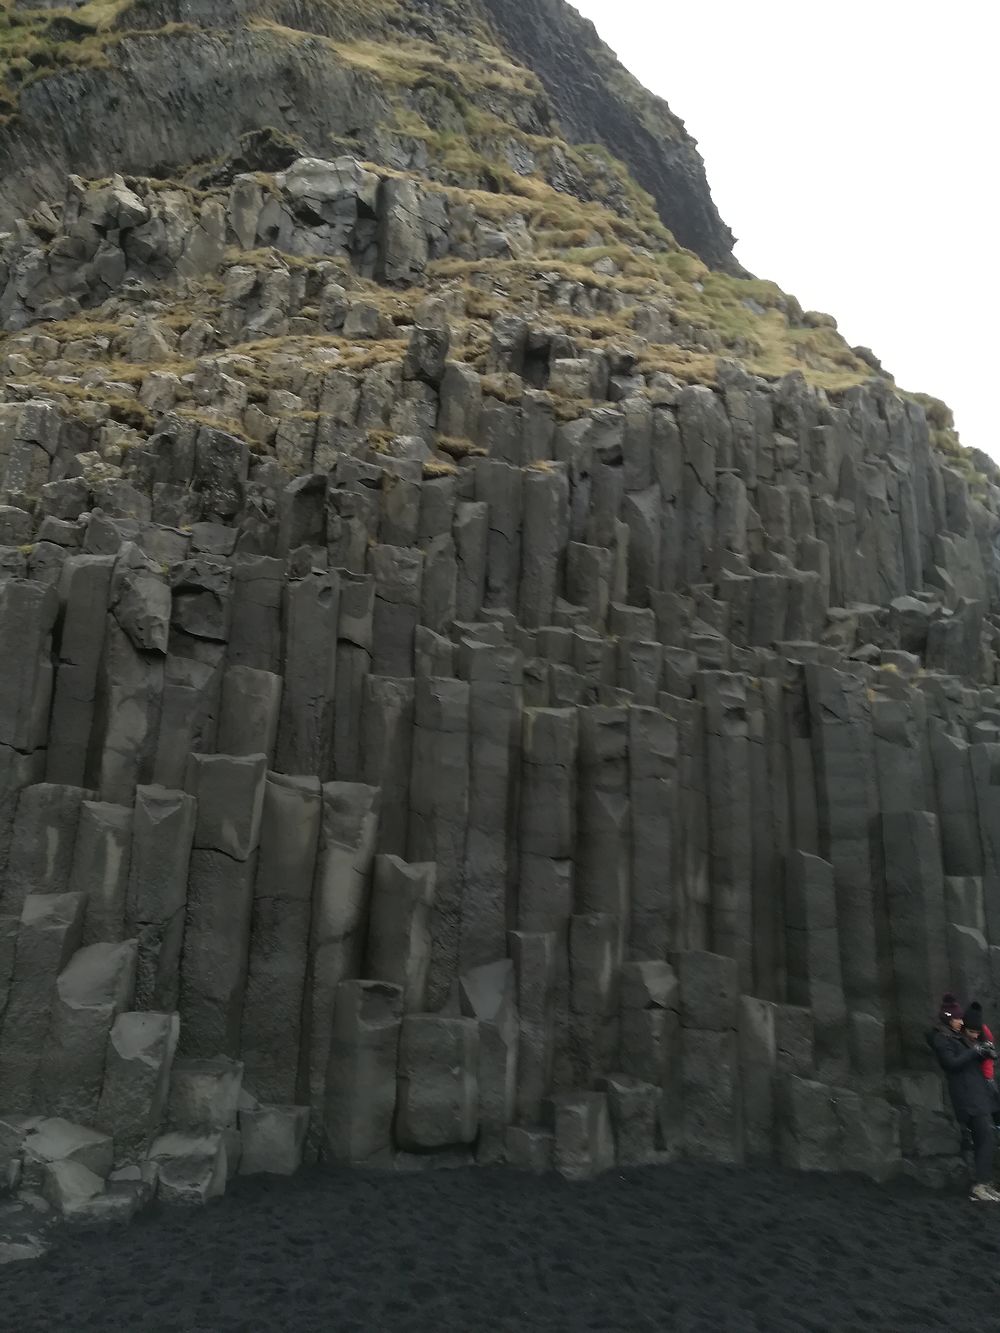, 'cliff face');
479,0,737,268
0,0,997,1223
0,0,734,268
